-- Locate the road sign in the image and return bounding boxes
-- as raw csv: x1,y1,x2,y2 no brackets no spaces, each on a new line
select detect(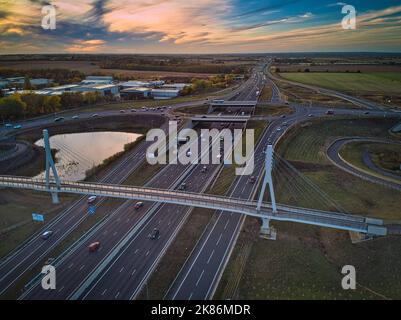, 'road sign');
32,213,44,222
89,206,95,216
